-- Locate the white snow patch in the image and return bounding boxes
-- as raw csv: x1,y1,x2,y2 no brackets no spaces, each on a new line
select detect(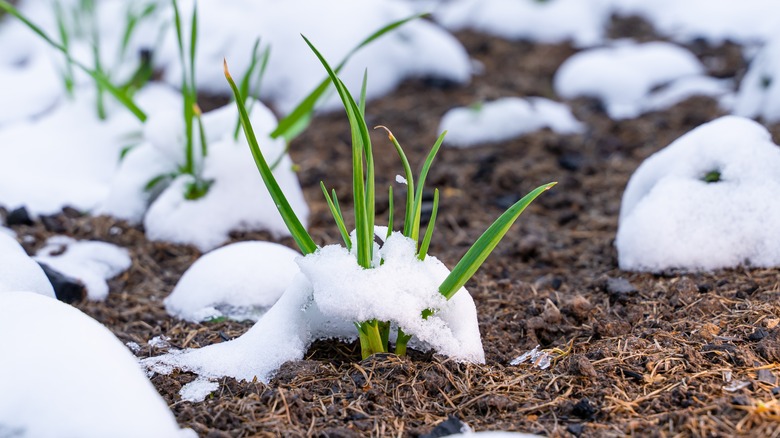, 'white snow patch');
144,232,484,383
157,0,471,114
126,341,142,354
734,32,780,123
0,291,194,438
434,0,609,47
510,345,552,369
554,41,718,120
448,433,542,438
439,97,584,148
179,378,220,403
34,236,131,301
396,175,408,185
165,241,301,322
0,233,54,297
148,335,171,349
0,84,181,215
617,116,780,271
608,0,780,45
